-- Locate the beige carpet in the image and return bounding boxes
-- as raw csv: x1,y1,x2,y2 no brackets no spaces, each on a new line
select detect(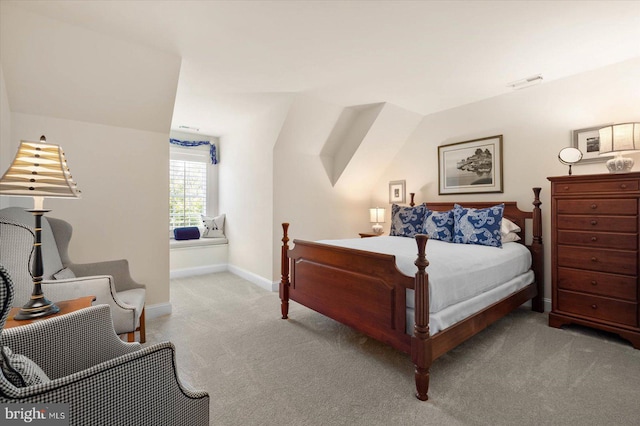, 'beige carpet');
147,272,640,425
